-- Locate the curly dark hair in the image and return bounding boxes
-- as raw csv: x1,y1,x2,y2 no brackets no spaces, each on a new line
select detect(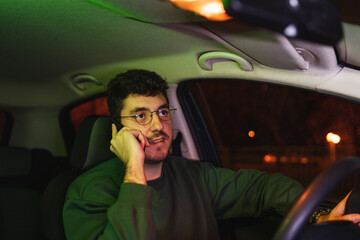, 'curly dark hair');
107,69,169,128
